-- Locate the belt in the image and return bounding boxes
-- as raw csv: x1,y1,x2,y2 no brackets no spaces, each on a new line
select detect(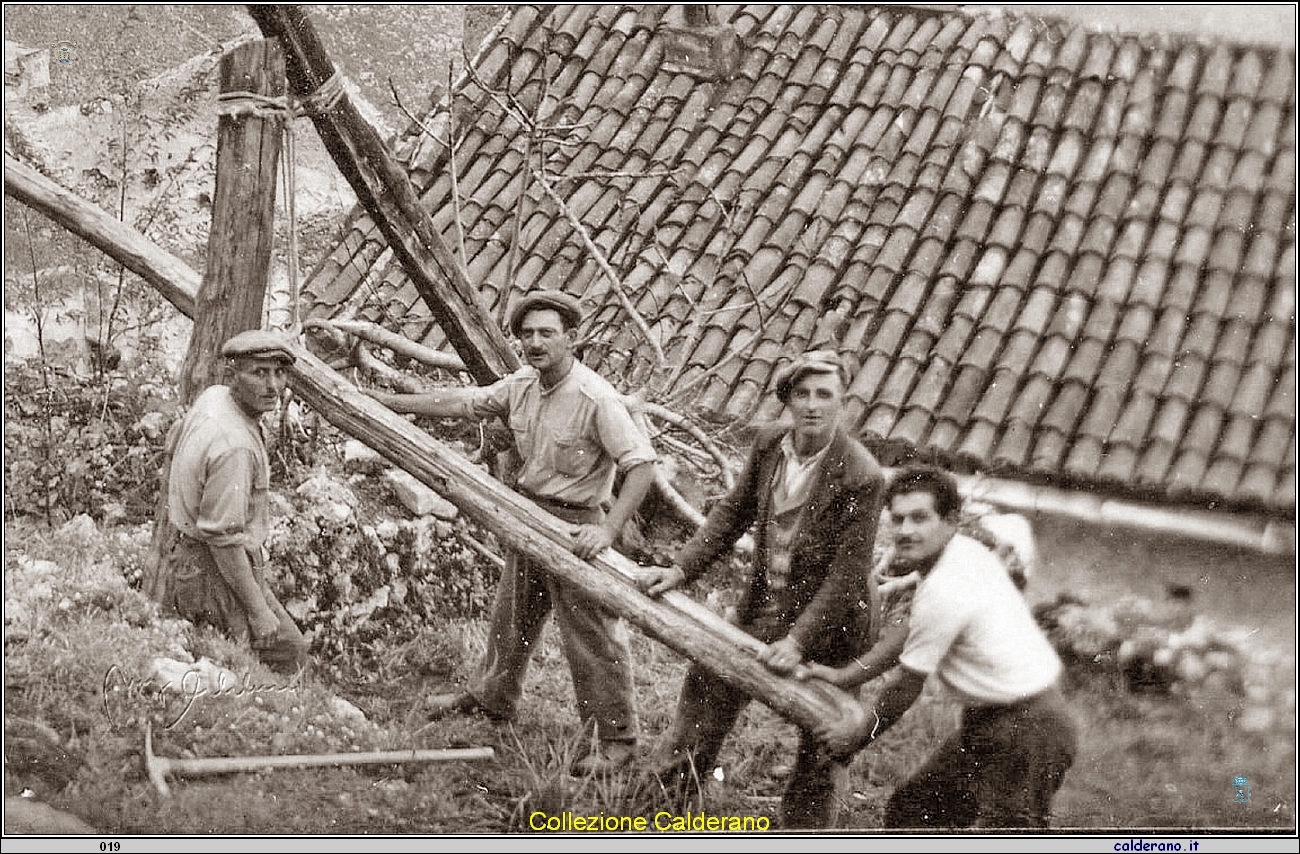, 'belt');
520,491,595,513
172,529,264,564
173,529,208,547
968,683,1063,717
